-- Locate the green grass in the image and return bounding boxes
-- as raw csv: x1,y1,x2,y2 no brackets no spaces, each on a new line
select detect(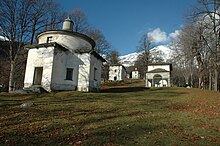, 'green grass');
0,81,220,145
